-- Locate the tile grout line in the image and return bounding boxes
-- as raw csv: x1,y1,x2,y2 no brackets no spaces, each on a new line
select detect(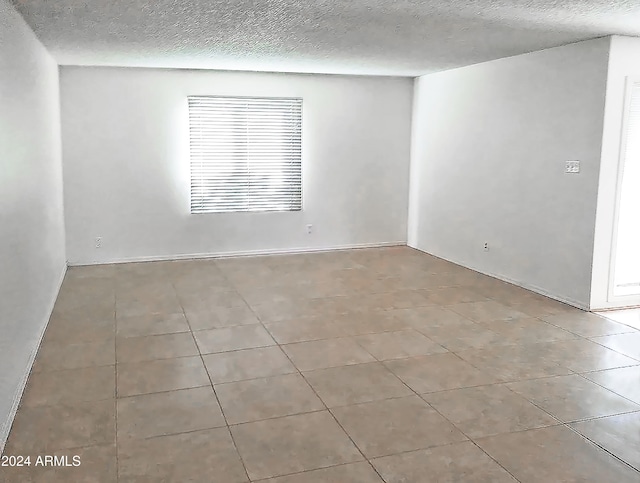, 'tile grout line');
449,349,640,477
171,276,253,483
16,251,640,481
563,423,640,475
374,342,525,483
238,257,523,481
246,459,375,482
574,371,640,410
480,290,640,338
585,337,640,363
107,319,640,478
561,407,640,425
117,266,640,479
231,265,389,483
